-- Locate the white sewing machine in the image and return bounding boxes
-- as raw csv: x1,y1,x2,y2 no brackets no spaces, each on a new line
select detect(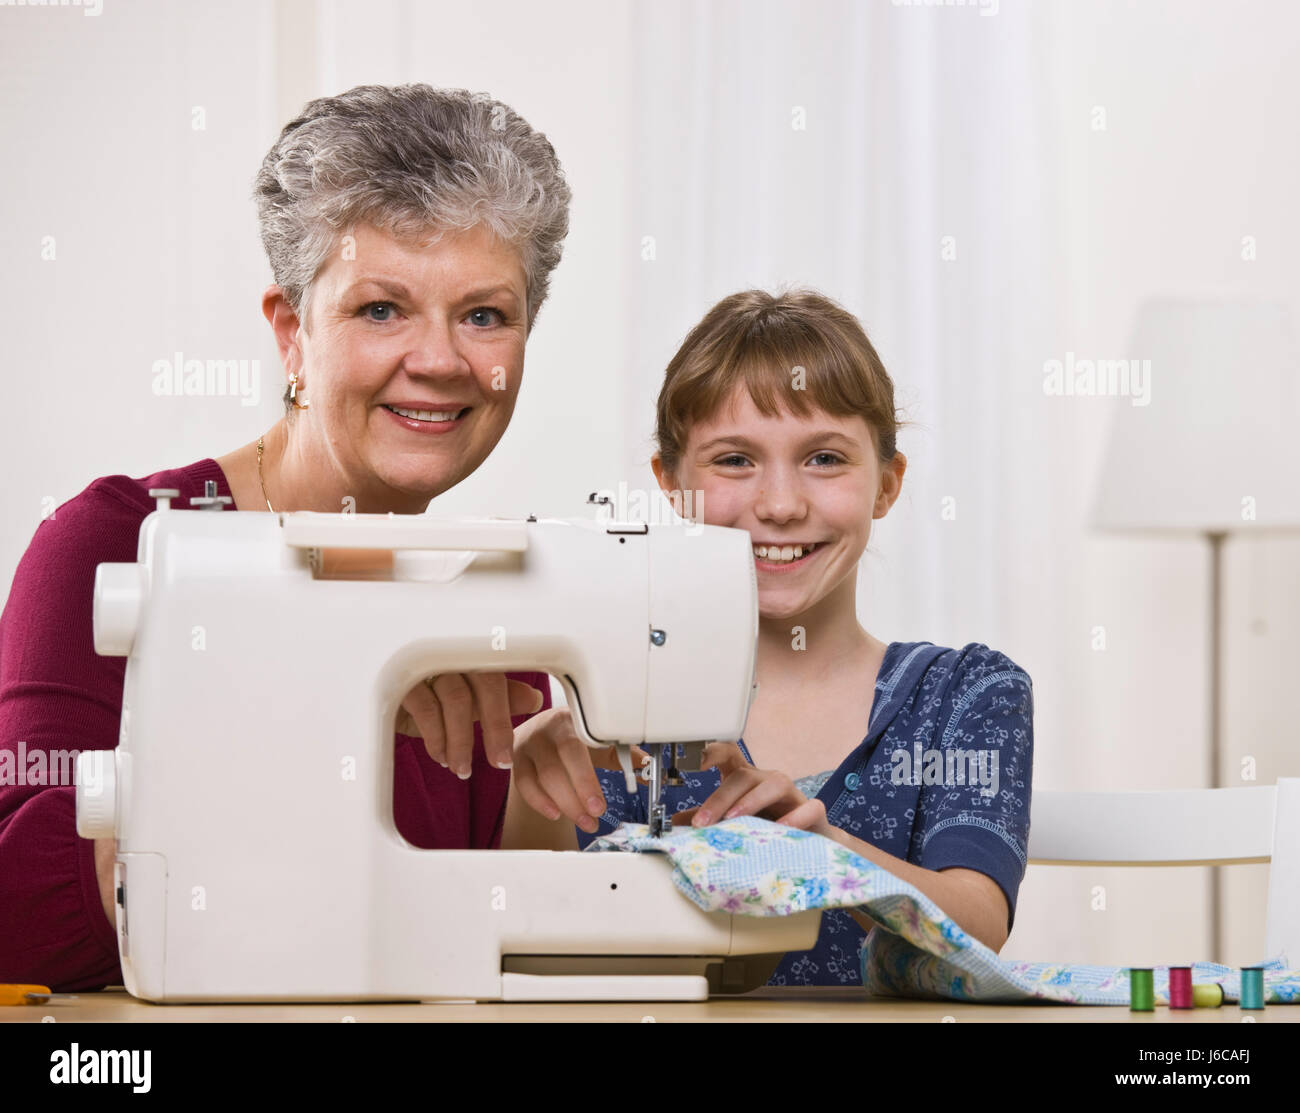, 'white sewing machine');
75,485,820,1003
